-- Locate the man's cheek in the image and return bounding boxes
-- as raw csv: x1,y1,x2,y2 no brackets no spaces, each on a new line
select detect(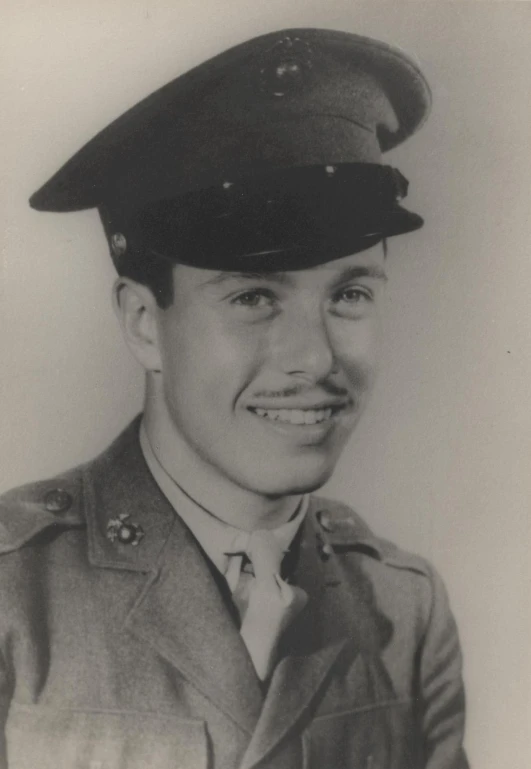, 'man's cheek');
337,333,380,383
339,348,377,386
